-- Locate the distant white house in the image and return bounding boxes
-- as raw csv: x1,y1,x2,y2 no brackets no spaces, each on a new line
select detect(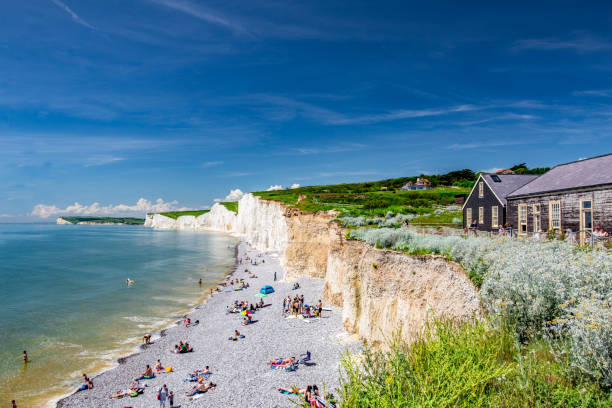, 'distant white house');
401,178,432,191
